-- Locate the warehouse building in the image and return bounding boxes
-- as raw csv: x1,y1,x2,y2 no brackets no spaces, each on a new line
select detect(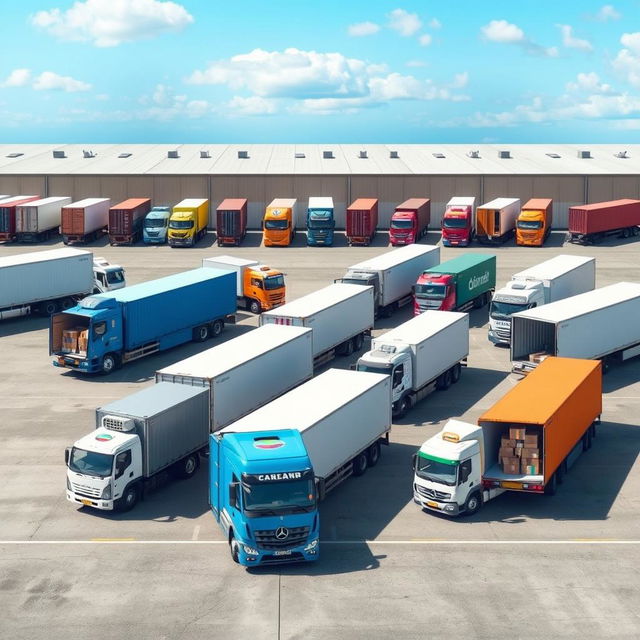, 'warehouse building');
0,144,638,229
